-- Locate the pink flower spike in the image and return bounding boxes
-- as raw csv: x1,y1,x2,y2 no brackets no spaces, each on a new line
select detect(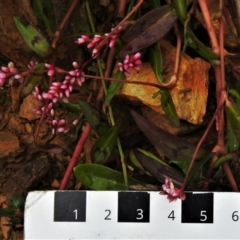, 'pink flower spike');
92,48,98,57
0,73,6,78
72,62,79,69
73,119,79,125
133,52,141,59
1,67,9,72
58,119,66,126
